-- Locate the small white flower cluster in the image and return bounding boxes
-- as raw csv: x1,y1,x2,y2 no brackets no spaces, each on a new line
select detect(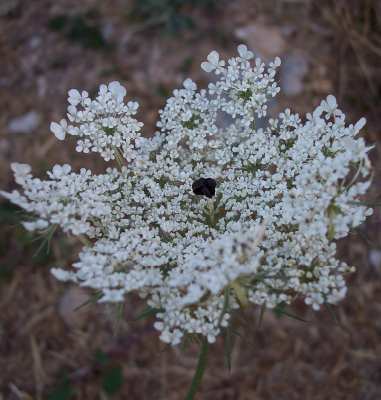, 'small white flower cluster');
1,163,124,236
50,81,143,161
1,46,373,345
